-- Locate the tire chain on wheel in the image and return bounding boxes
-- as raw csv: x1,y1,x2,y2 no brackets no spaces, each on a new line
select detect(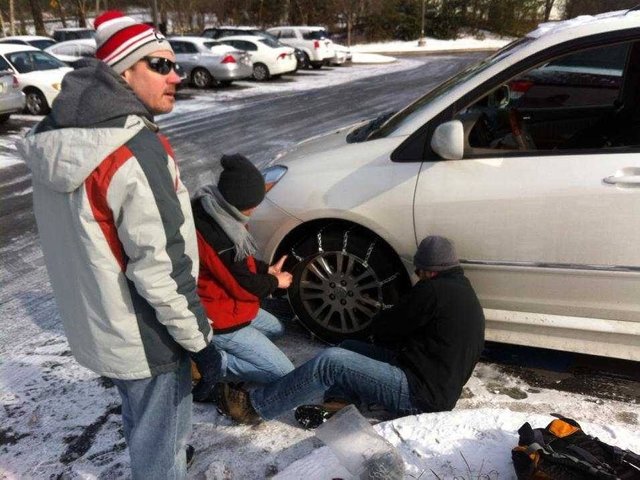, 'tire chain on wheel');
286,225,410,344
